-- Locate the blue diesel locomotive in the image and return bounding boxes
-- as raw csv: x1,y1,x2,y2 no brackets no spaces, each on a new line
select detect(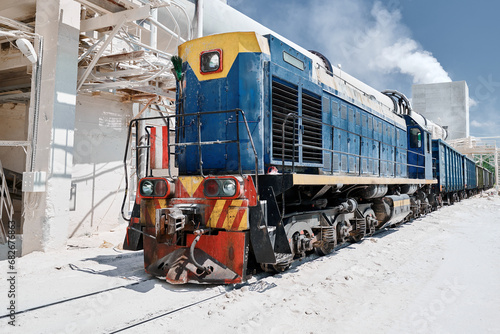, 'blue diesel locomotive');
123,32,494,284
